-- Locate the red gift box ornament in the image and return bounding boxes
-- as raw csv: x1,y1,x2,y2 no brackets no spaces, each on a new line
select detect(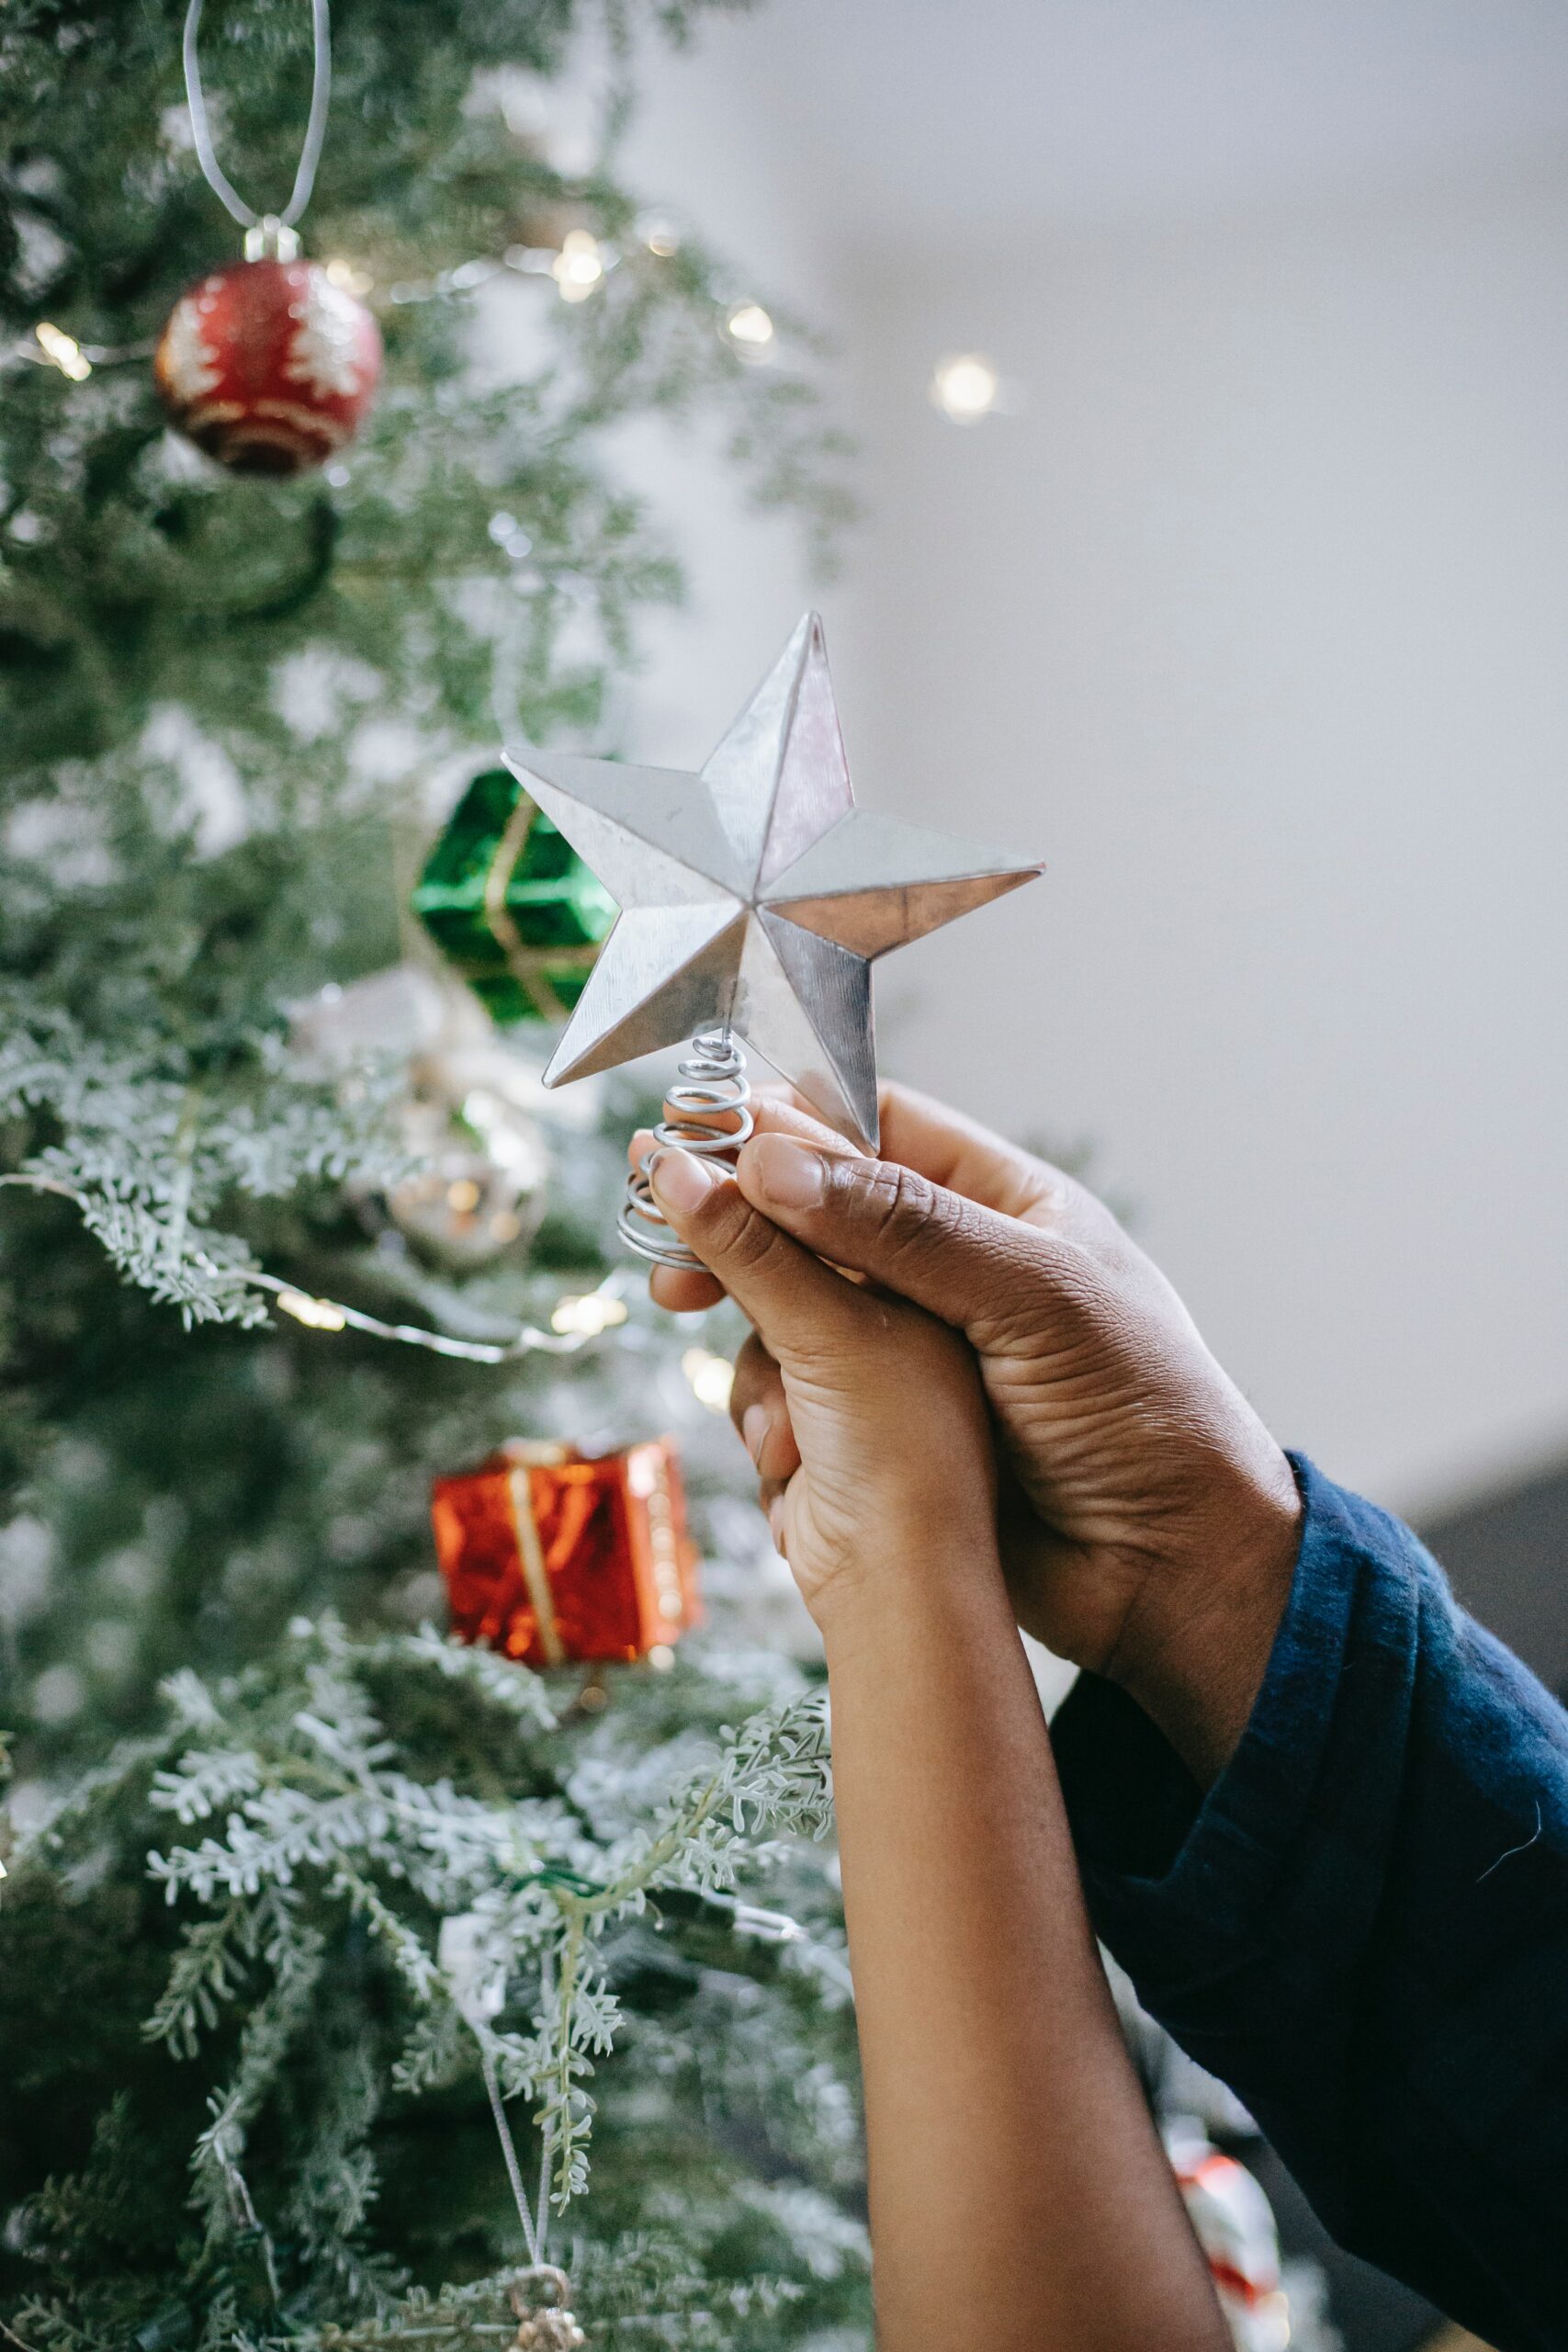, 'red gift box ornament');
432,1438,700,1669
